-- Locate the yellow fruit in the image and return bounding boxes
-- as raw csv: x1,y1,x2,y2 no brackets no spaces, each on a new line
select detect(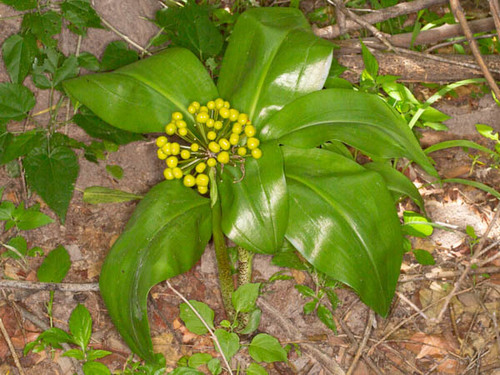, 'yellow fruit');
207,157,217,167
206,118,215,128
251,148,262,159
207,131,217,140
196,112,209,123
156,136,168,147
217,151,230,164
219,107,229,119
207,101,215,110
244,125,256,137
180,150,191,159
172,167,183,179
196,173,209,187
246,137,260,150
178,127,188,136
165,123,176,135
195,162,207,173
183,174,196,187
176,120,187,128
208,141,220,153
163,168,174,180
215,98,224,109
172,112,183,121
171,142,180,155
190,143,200,152
232,123,242,134
237,147,247,156
214,121,223,130
166,156,178,168
229,133,239,145
229,109,239,122
219,138,230,150
161,143,171,155
198,186,208,194
157,149,167,160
